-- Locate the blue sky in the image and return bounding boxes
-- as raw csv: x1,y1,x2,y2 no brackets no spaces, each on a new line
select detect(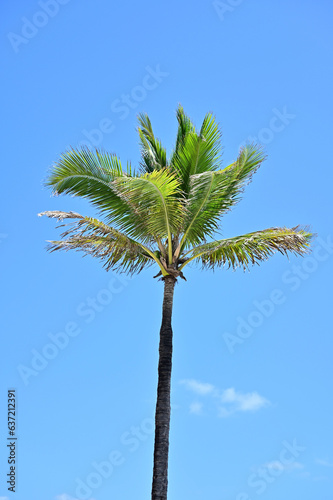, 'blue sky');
1,1,333,499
